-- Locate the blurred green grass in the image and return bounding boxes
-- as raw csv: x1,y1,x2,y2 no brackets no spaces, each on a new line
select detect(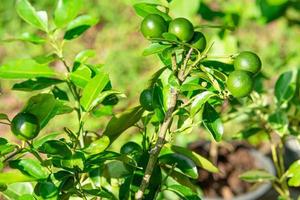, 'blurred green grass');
0,0,299,146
